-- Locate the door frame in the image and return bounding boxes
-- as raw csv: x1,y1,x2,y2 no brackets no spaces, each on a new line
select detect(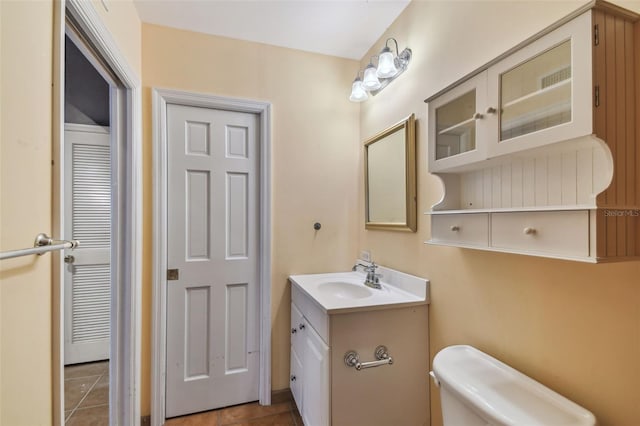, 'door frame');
53,1,142,425
151,88,272,424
